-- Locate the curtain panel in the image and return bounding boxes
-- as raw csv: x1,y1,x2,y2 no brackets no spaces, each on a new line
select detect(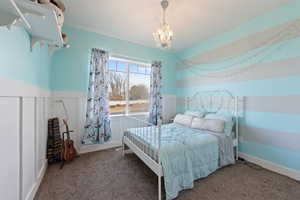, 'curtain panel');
82,48,112,145
149,61,163,125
